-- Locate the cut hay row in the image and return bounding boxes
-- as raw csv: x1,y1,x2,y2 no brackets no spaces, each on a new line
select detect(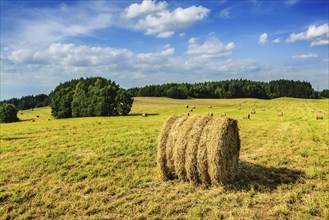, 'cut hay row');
157,115,241,185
